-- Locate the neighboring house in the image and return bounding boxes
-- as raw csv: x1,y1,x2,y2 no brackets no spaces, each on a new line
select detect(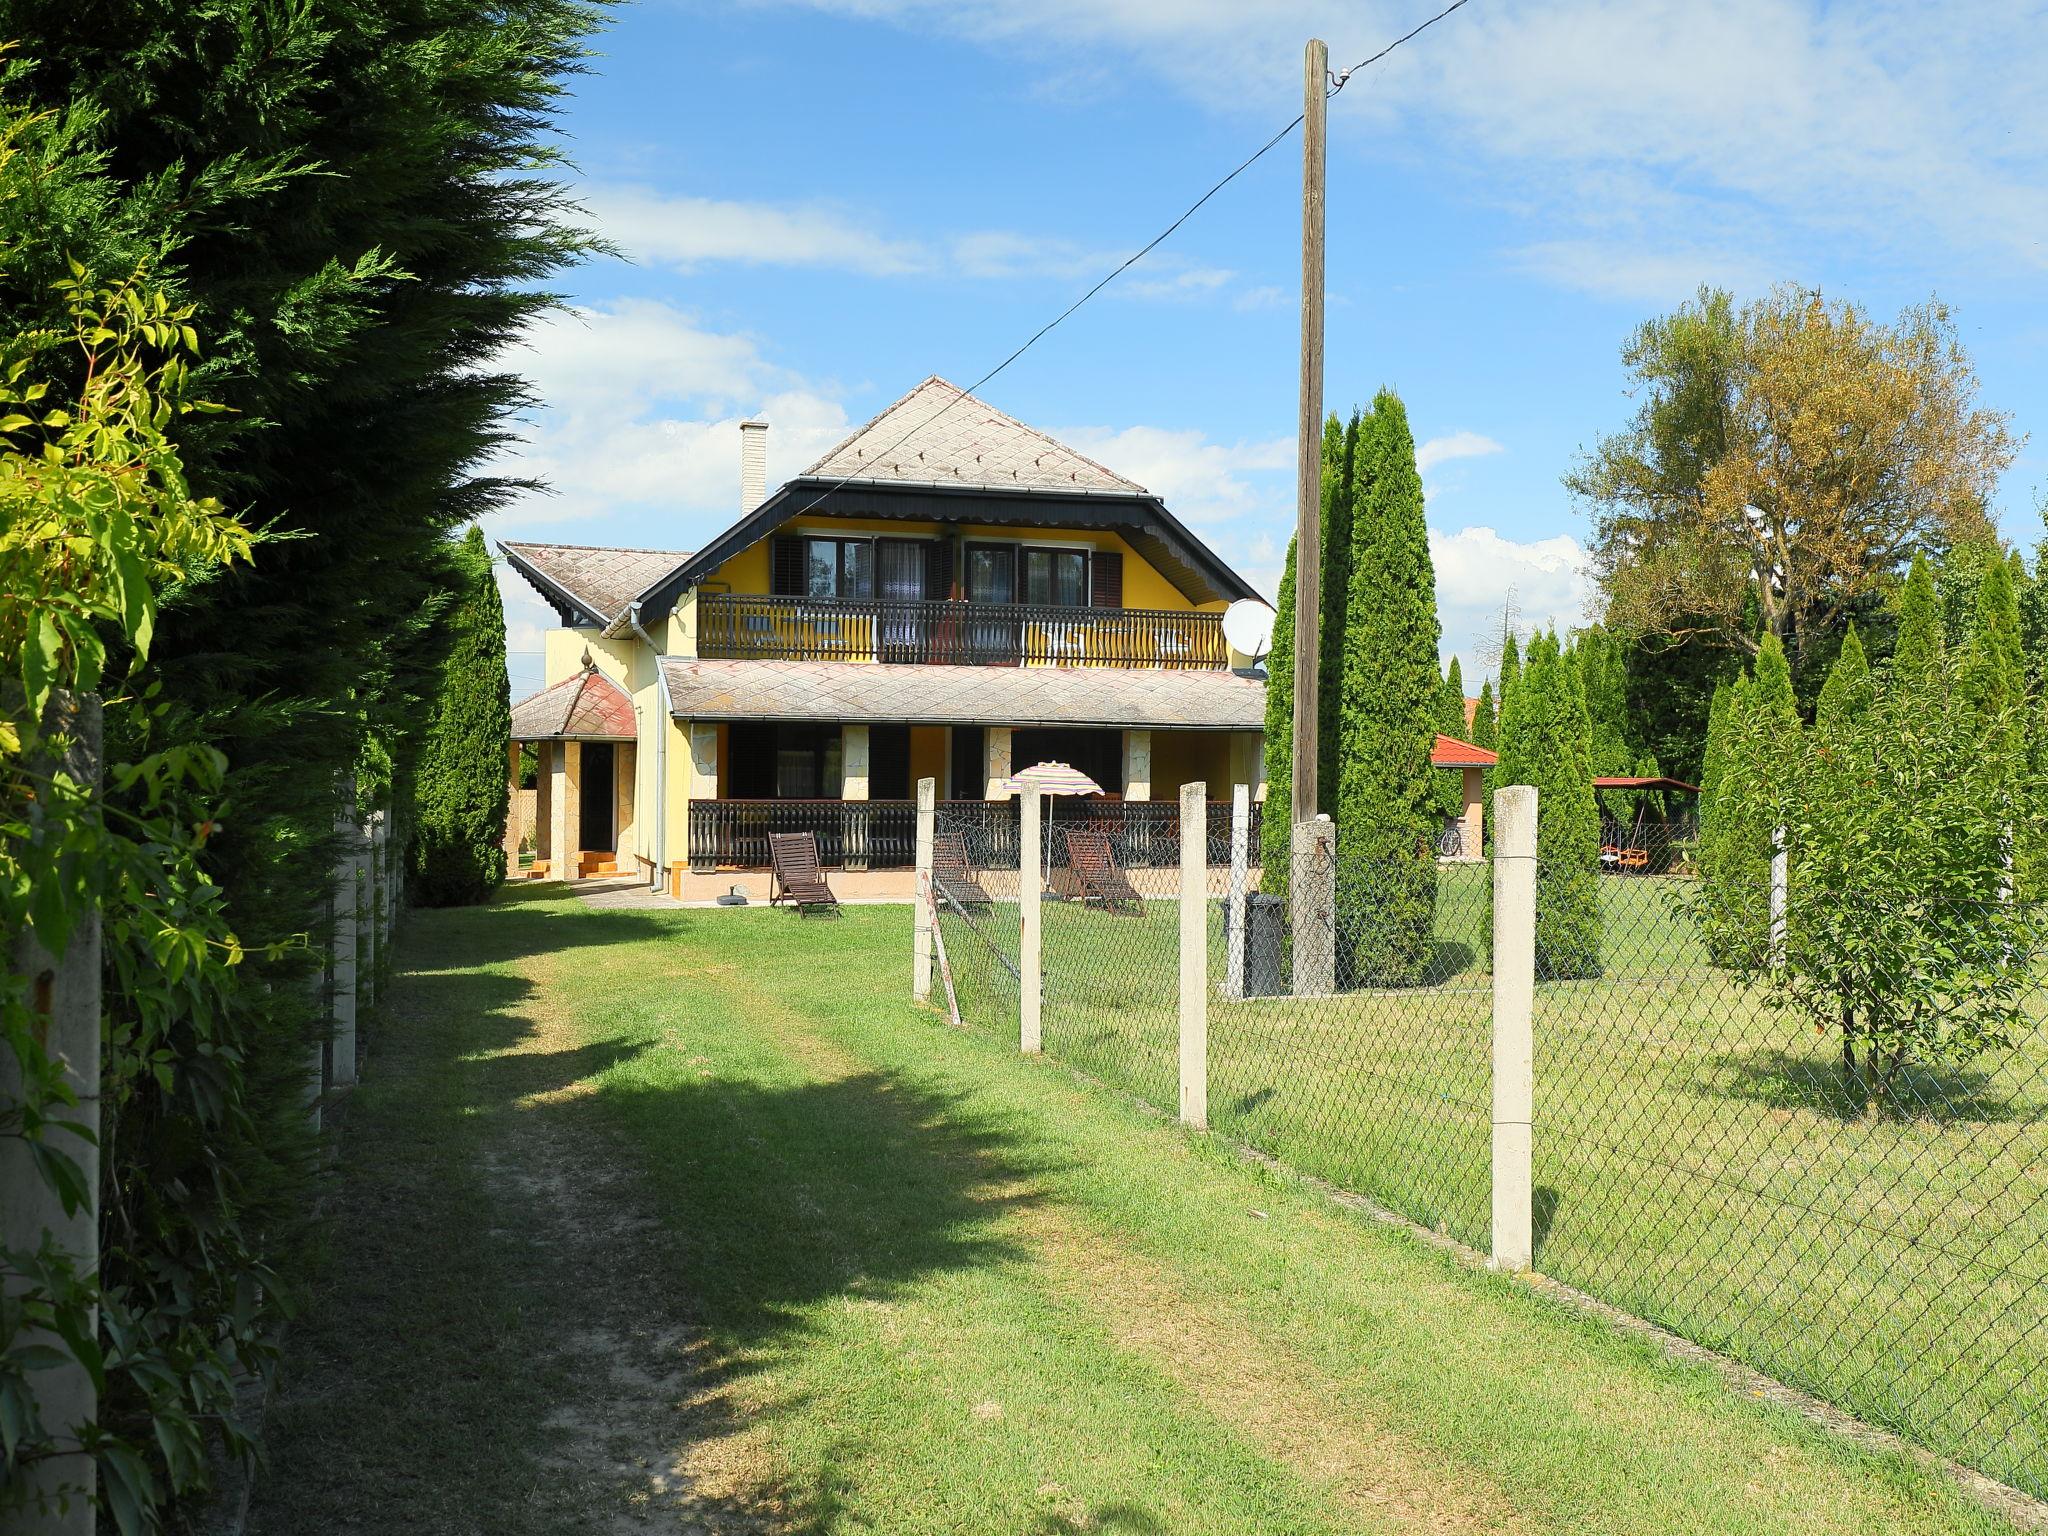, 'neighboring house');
502,376,1273,896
